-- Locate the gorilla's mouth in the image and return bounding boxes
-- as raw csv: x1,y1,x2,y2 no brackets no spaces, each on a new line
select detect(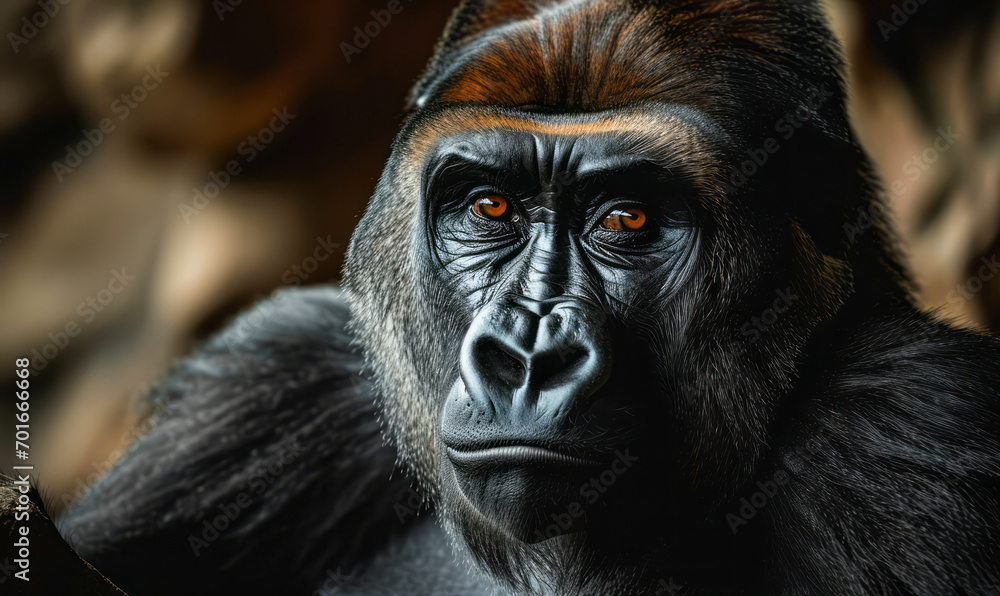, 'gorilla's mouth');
445,443,604,470
443,439,616,542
